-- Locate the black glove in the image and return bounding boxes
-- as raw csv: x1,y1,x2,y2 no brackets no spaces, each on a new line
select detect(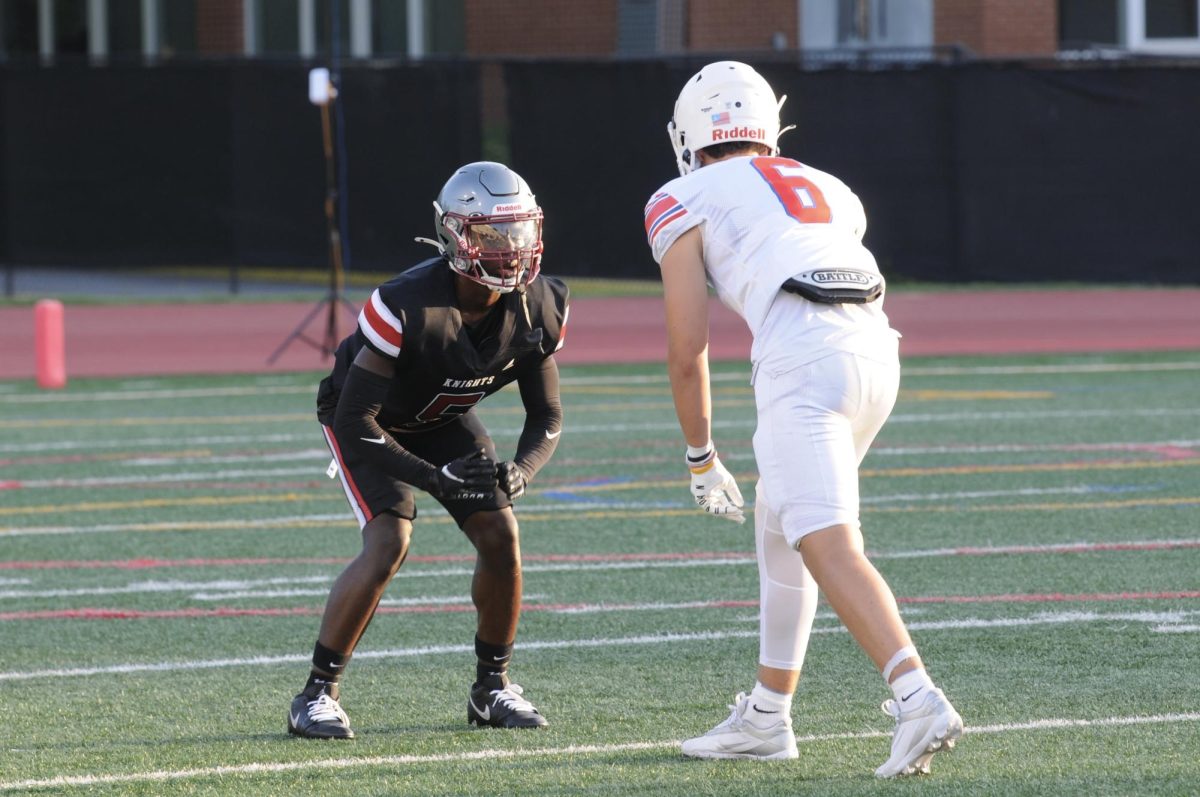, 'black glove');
496,461,528,500
429,450,497,498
